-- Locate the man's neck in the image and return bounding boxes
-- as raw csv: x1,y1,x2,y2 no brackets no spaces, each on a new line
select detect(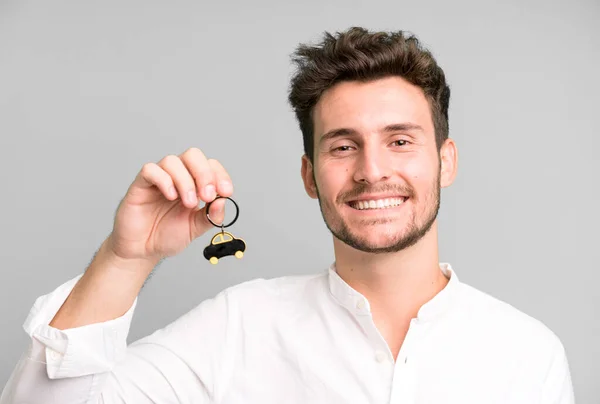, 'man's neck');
332,224,448,323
